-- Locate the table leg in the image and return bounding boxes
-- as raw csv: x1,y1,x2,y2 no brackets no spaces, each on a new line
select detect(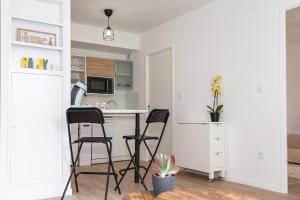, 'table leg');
135,113,140,183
